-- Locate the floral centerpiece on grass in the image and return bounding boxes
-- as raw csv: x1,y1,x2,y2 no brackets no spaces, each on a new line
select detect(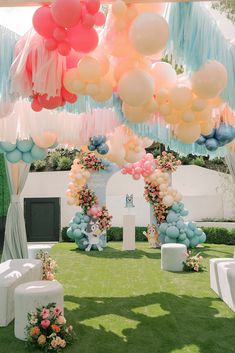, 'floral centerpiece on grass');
97,206,112,231
155,151,181,172
144,181,168,224
183,251,204,272
26,303,74,352
77,151,107,172
36,251,57,281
